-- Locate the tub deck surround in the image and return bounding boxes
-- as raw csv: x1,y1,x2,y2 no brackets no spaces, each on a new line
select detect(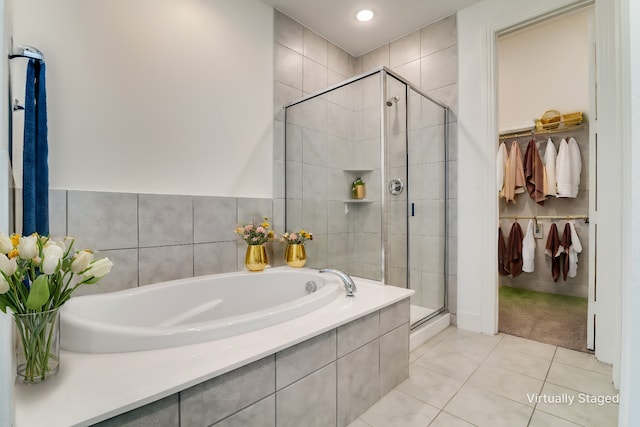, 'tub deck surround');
60,269,342,352
14,268,413,427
